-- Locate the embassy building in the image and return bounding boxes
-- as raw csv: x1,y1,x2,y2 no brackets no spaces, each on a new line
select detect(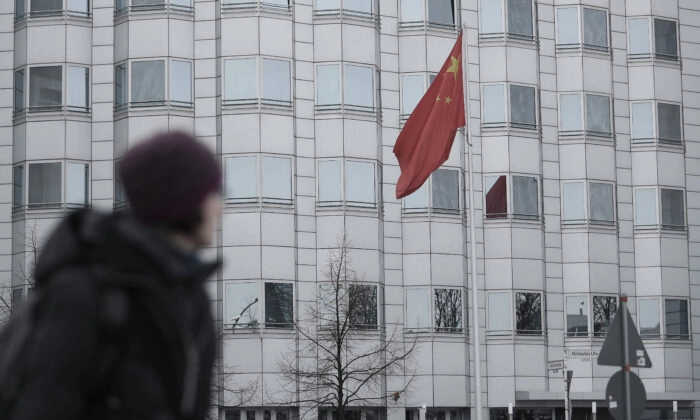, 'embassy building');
1,0,700,419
